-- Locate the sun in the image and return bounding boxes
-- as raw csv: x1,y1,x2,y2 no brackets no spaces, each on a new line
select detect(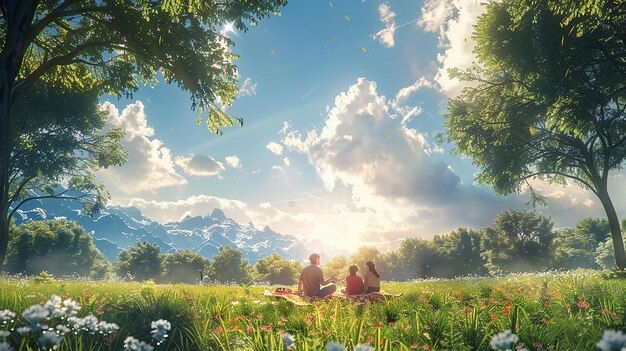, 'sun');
222,22,236,35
